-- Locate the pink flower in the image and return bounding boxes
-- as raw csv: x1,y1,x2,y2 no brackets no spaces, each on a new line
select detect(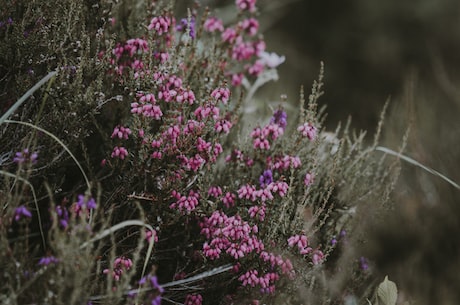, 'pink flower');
103,257,133,281
142,103,163,119
237,184,256,200
215,119,232,134
138,129,145,138
200,211,264,260
170,190,200,214
125,38,149,56
185,293,203,305
196,137,212,153
111,146,128,159
248,204,266,221
253,188,274,202
288,234,312,255
231,73,244,86
139,93,156,103
304,172,314,186
267,181,289,197
111,125,132,139
211,143,223,161
232,40,255,61
176,89,195,104
221,27,238,43
270,155,302,170
297,122,317,140
291,156,301,168
254,39,266,56
180,154,206,171
208,186,223,198
312,249,324,265
167,75,183,88
146,229,159,243
211,87,230,104
247,59,265,76
183,119,204,135
236,0,257,12
238,18,259,36
204,17,224,32
158,88,177,102
148,16,171,35
222,192,236,208
194,104,220,121
239,270,259,287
